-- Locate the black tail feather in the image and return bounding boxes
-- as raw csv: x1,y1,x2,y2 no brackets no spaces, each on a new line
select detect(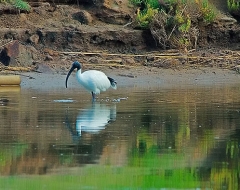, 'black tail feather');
108,77,117,89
